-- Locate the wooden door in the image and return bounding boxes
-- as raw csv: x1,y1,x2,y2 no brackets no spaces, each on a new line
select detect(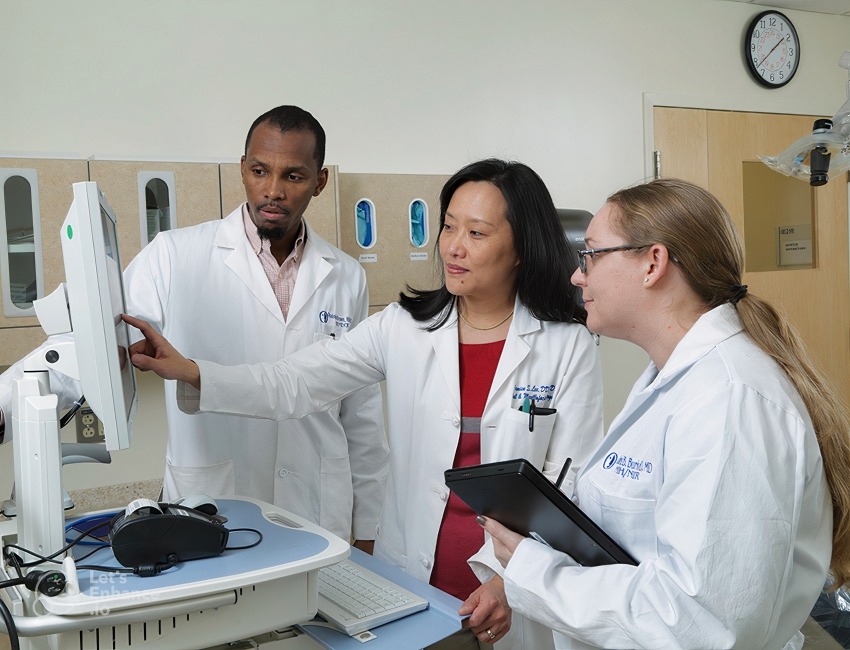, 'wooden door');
654,107,850,398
